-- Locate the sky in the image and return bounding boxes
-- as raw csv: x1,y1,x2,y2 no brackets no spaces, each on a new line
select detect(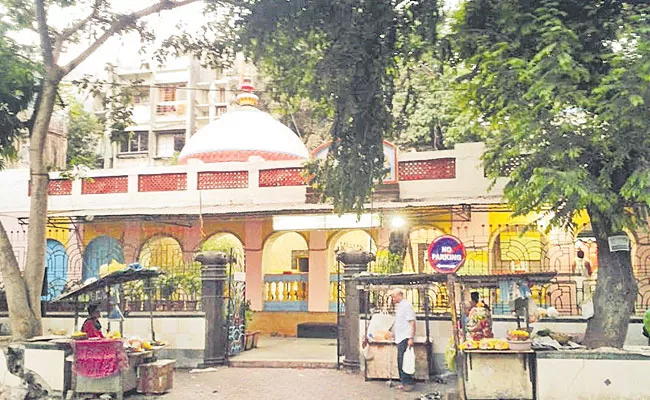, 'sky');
10,0,462,81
